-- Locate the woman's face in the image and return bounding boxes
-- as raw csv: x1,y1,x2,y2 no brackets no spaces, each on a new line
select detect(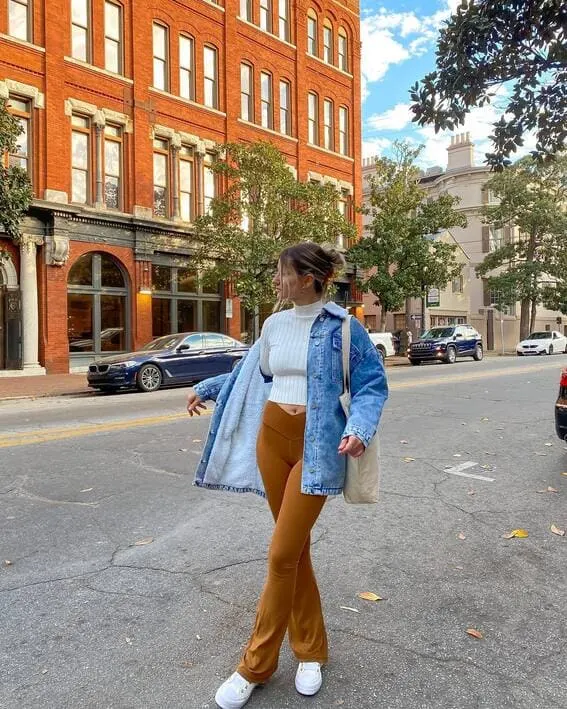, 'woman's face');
273,260,315,302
